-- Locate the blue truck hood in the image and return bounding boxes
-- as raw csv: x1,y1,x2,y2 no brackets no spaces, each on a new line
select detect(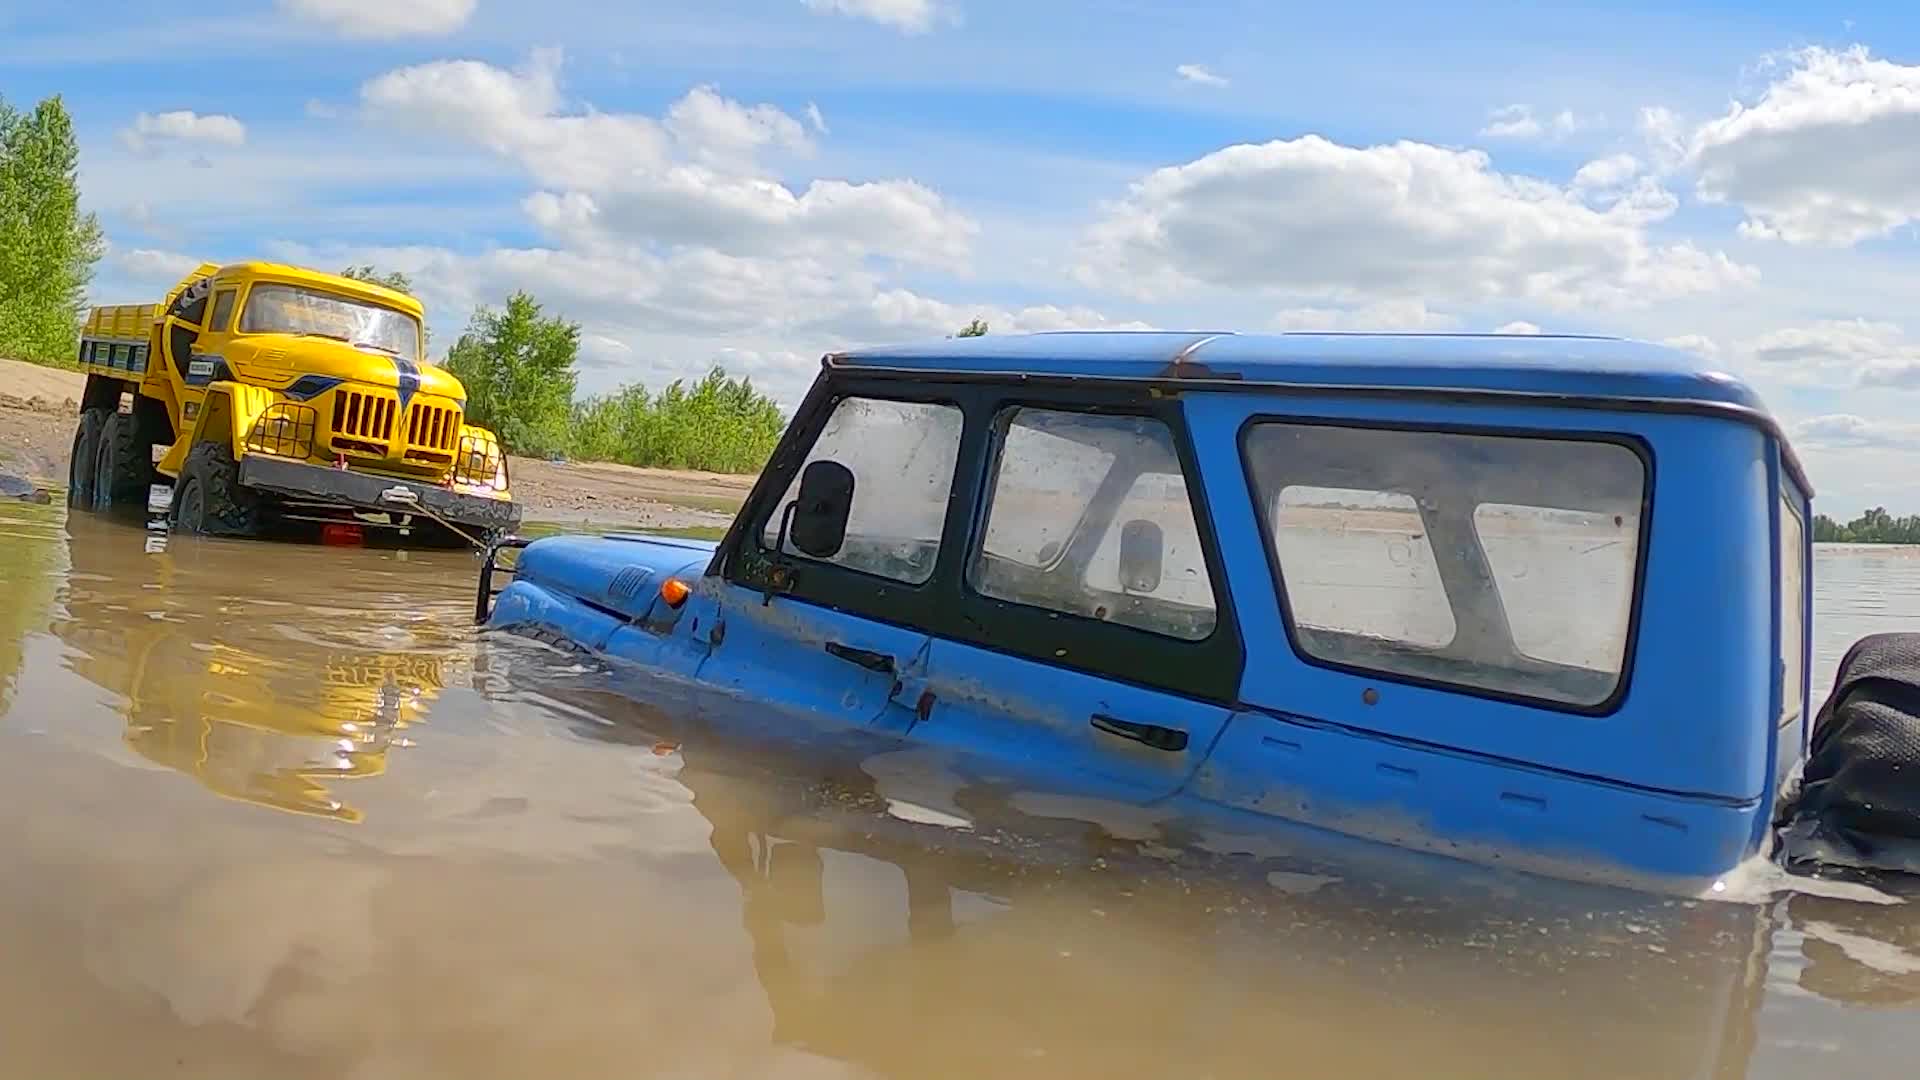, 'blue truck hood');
513,533,717,624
